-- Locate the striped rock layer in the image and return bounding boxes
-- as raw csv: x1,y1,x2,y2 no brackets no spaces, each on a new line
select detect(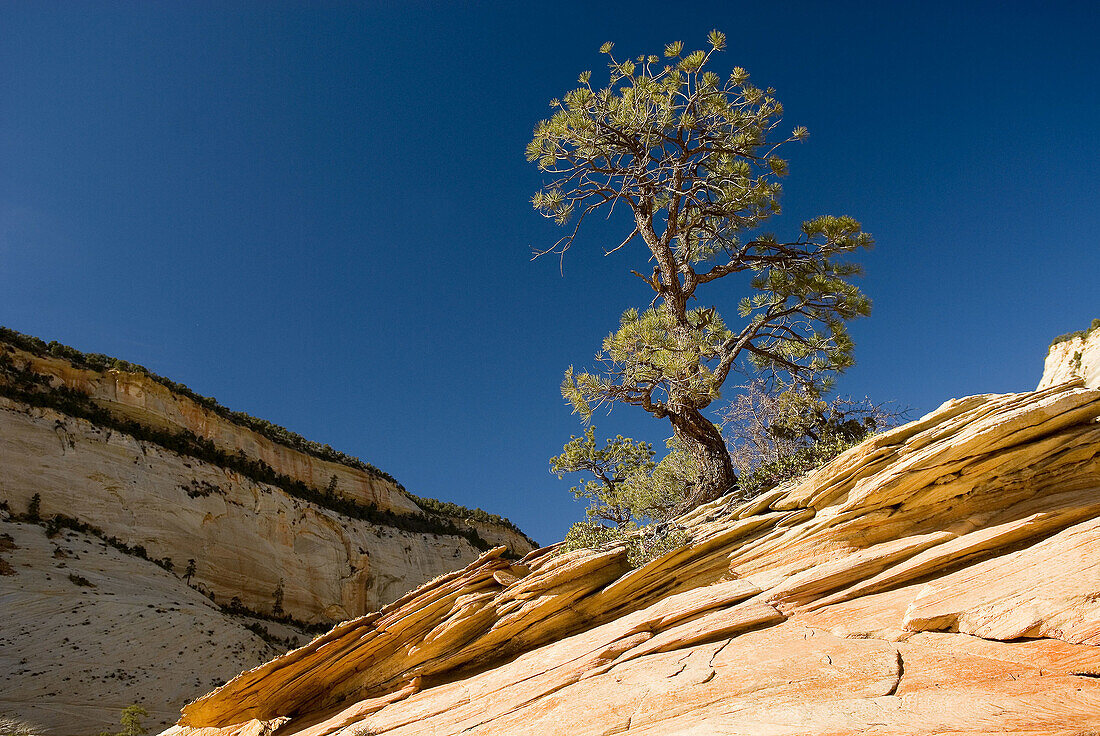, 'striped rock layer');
162,380,1100,735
